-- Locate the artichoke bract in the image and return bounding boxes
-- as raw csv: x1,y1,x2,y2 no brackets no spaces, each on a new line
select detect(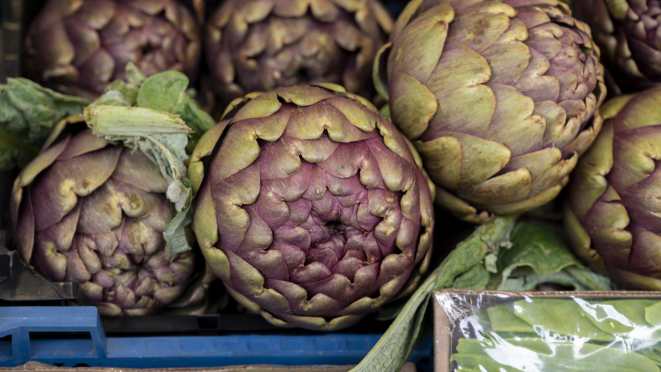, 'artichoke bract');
564,87,661,290
25,0,201,100
205,0,393,105
190,84,435,330
572,0,661,93
375,0,607,224
11,118,195,316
